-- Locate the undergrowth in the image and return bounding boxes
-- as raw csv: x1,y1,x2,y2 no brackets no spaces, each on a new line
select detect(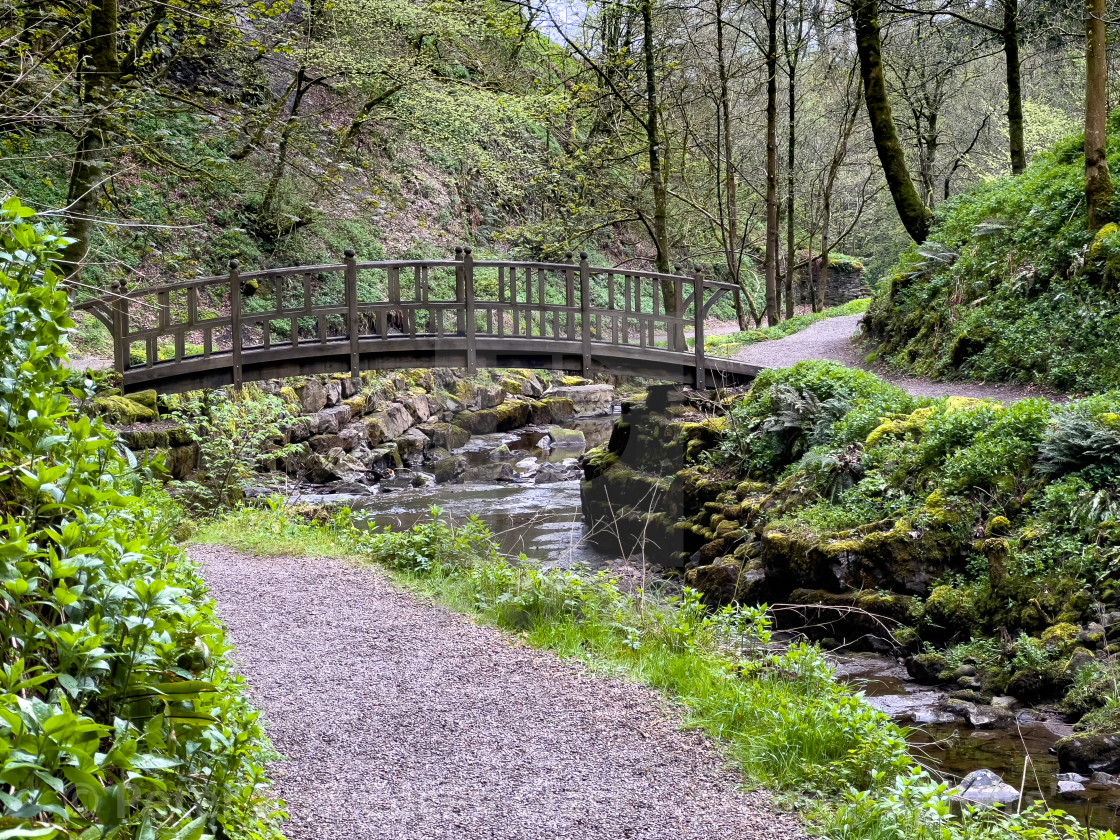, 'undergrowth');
194,501,1113,839
867,122,1120,392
